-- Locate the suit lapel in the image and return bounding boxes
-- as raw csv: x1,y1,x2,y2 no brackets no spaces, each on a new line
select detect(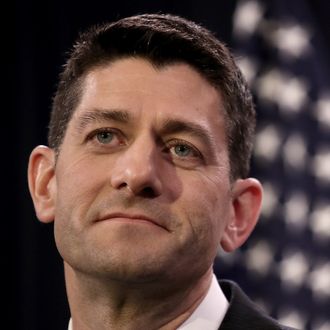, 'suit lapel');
218,280,294,330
